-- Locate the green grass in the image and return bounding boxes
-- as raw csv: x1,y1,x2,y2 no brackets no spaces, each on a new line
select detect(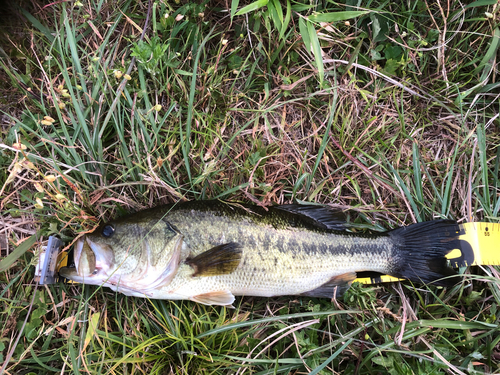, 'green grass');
0,0,499,373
